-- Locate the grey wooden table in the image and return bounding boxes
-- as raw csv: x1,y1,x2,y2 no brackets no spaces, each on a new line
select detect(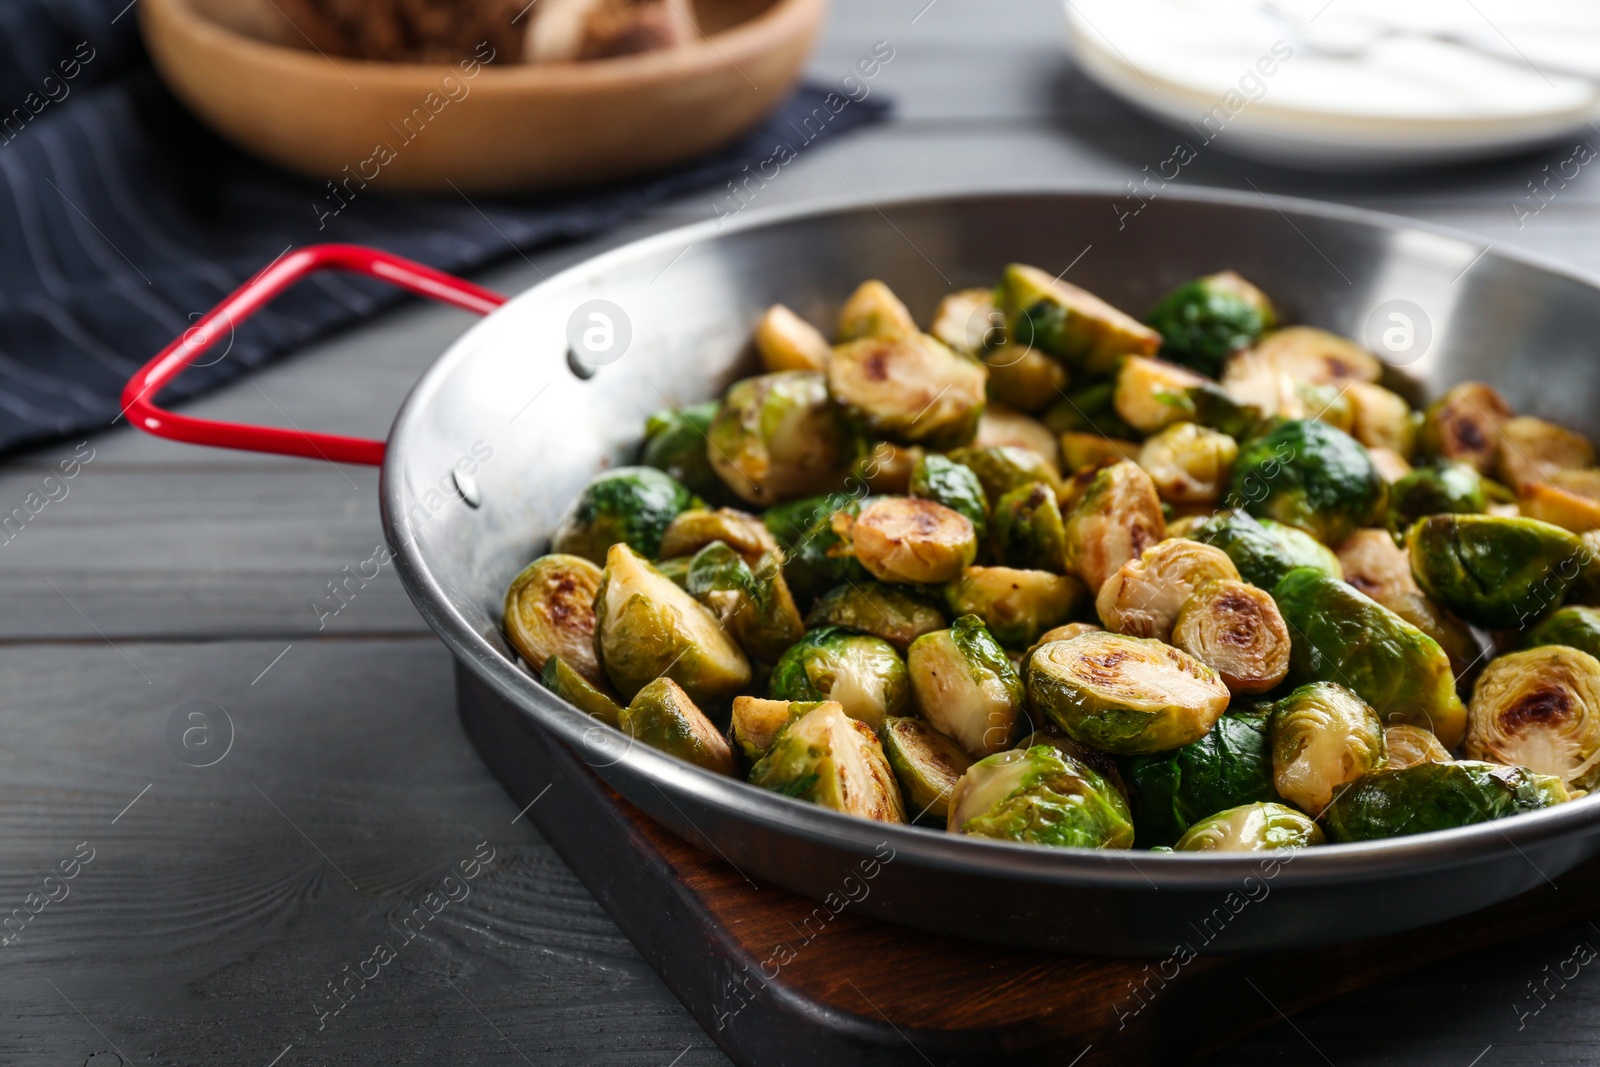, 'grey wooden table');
7,2,1600,1063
